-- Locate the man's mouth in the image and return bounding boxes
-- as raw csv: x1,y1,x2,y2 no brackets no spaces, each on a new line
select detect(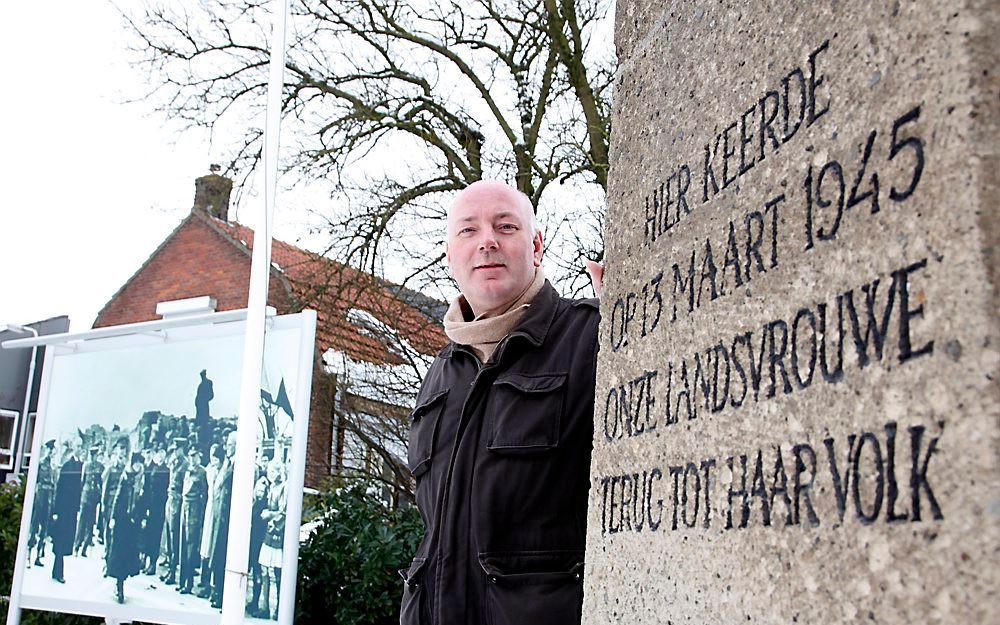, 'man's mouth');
474,262,505,270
